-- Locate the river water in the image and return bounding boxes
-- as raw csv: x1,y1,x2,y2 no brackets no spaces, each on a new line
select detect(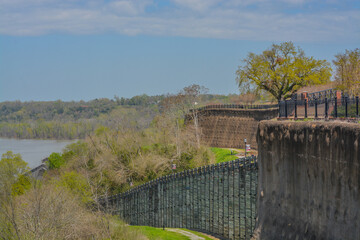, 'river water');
0,138,75,168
